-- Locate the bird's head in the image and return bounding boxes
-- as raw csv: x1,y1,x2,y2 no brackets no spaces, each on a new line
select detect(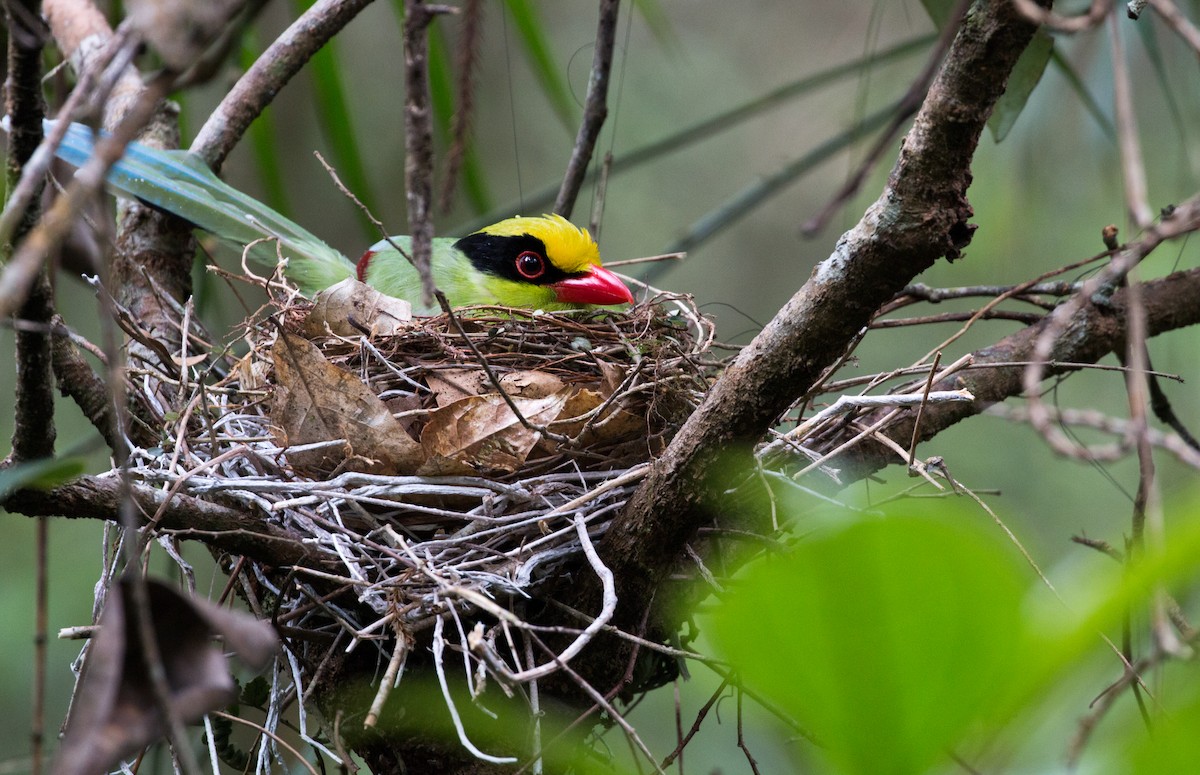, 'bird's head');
454,214,634,310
